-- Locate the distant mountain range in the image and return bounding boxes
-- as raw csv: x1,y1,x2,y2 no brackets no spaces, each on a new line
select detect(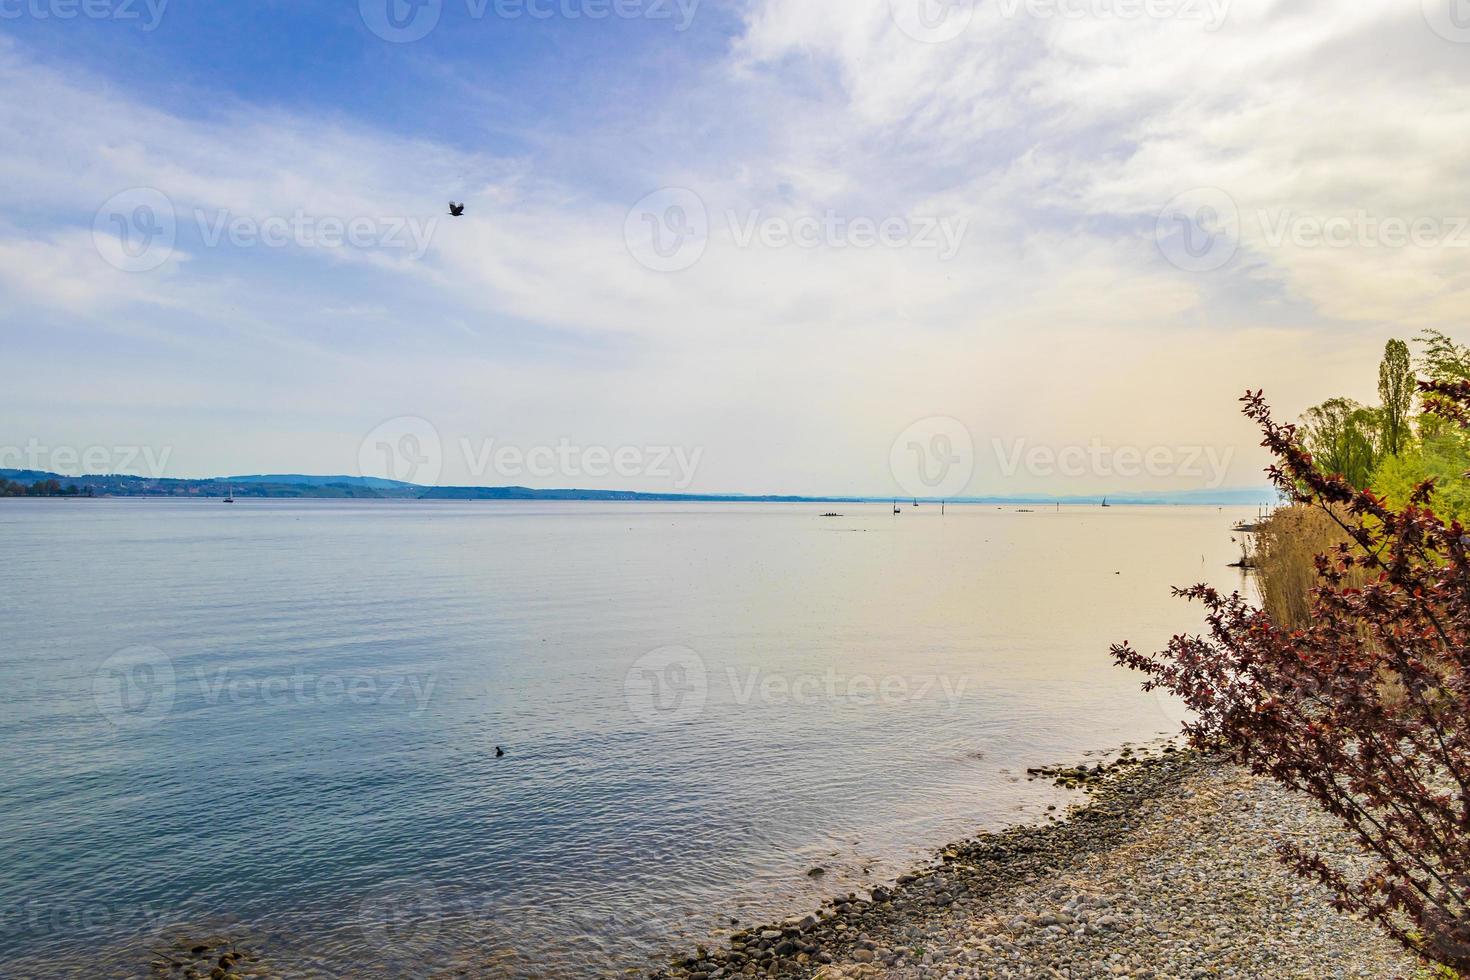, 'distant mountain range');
0,469,1278,506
